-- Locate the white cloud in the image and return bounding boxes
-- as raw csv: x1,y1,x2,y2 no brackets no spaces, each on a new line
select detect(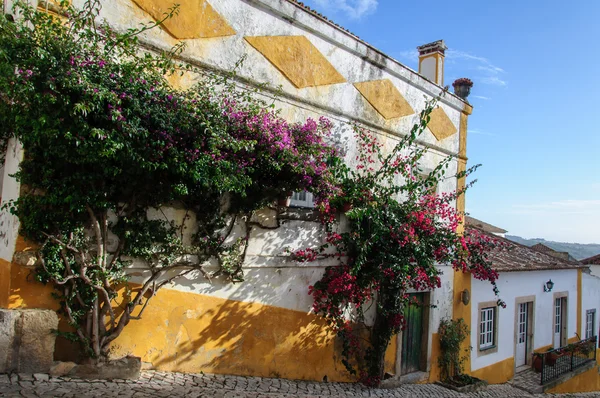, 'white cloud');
480,76,507,87
397,49,419,63
313,0,378,19
476,65,504,74
446,49,507,87
472,95,491,100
